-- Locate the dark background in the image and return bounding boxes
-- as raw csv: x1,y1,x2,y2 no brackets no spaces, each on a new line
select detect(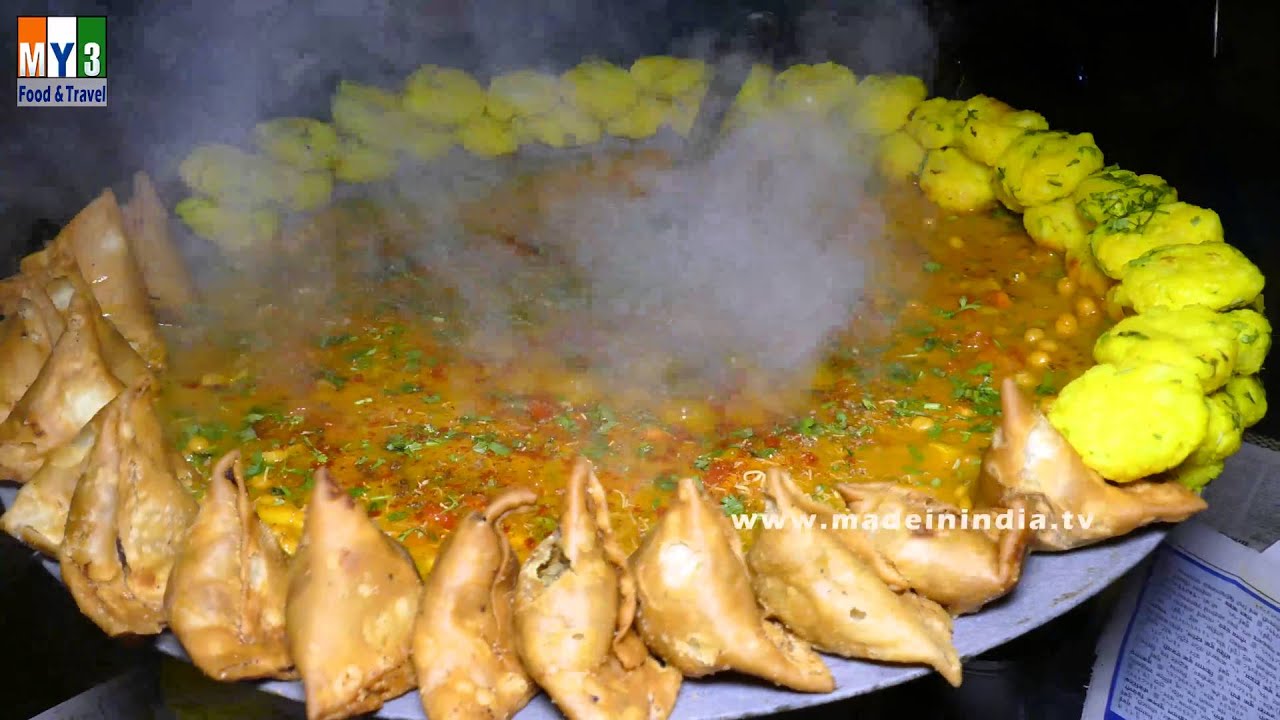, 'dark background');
1,1,1277,718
